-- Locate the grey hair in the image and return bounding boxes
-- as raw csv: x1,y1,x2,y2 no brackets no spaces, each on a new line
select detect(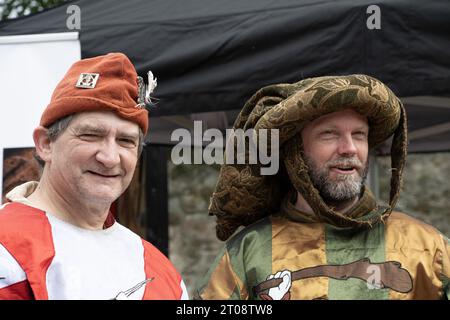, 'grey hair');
34,115,145,167
47,115,74,142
